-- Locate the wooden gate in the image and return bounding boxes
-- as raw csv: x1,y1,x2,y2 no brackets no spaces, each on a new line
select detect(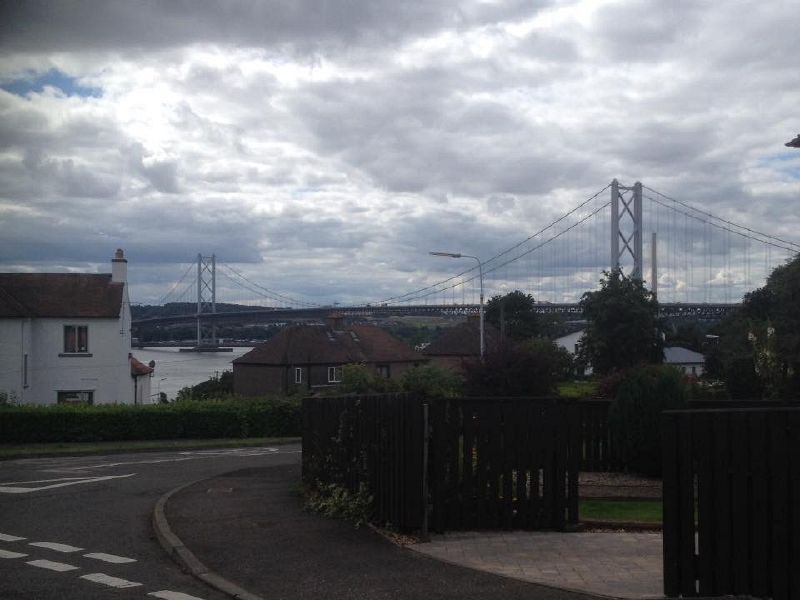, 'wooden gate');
662,407,800,599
